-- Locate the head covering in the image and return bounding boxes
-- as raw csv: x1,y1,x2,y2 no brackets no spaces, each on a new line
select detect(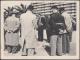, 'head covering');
59,7,64,11
51,6,58,9
27,4,34,11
